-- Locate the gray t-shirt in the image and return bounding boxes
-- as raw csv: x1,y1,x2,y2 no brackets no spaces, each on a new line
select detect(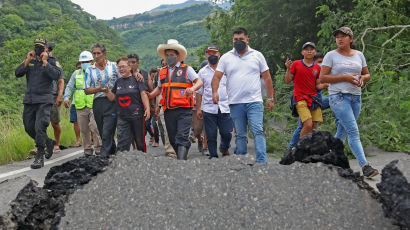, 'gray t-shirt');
322,50,367,95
